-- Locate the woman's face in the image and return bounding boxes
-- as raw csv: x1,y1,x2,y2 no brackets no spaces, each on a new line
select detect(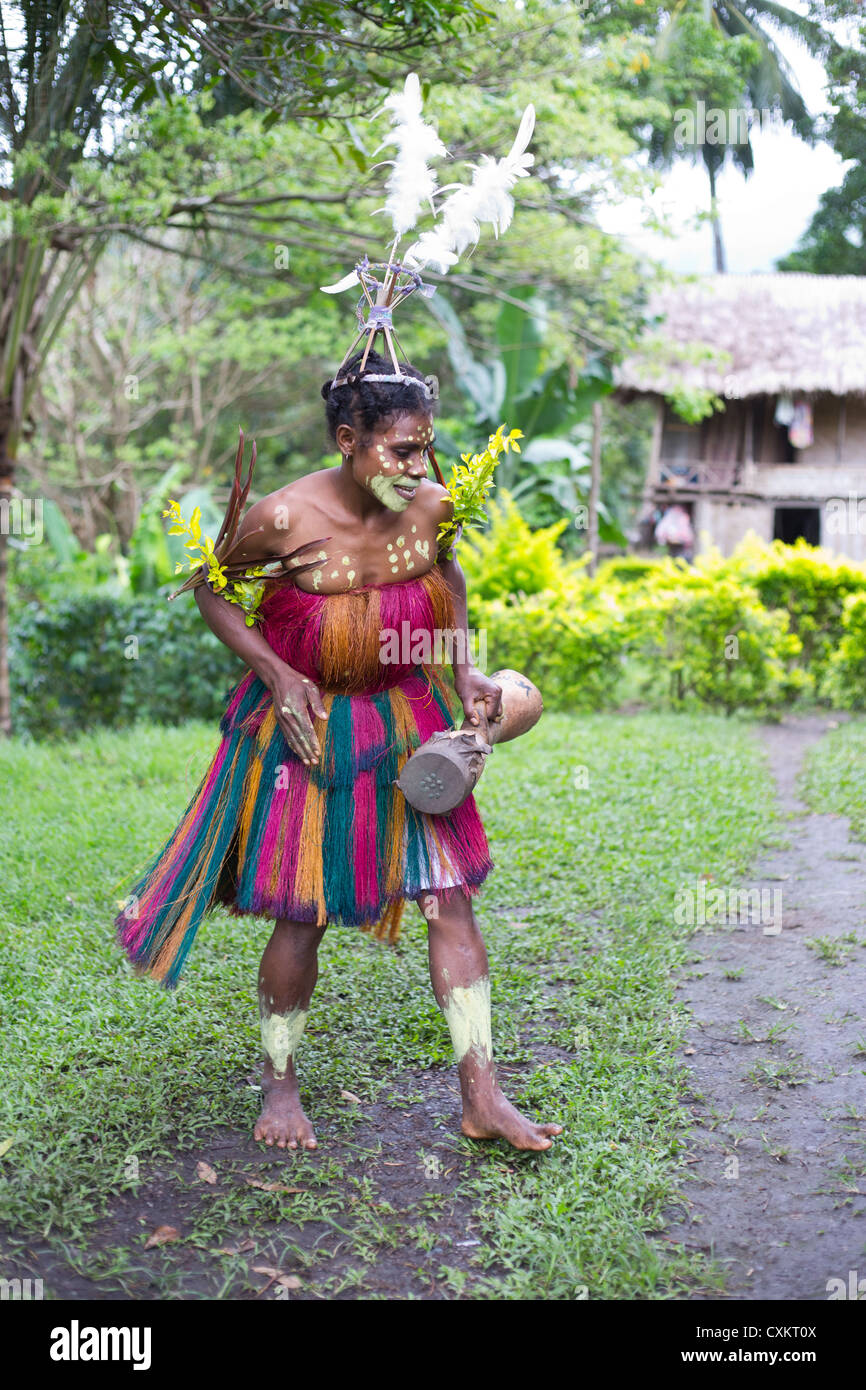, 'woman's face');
342,409,435,513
